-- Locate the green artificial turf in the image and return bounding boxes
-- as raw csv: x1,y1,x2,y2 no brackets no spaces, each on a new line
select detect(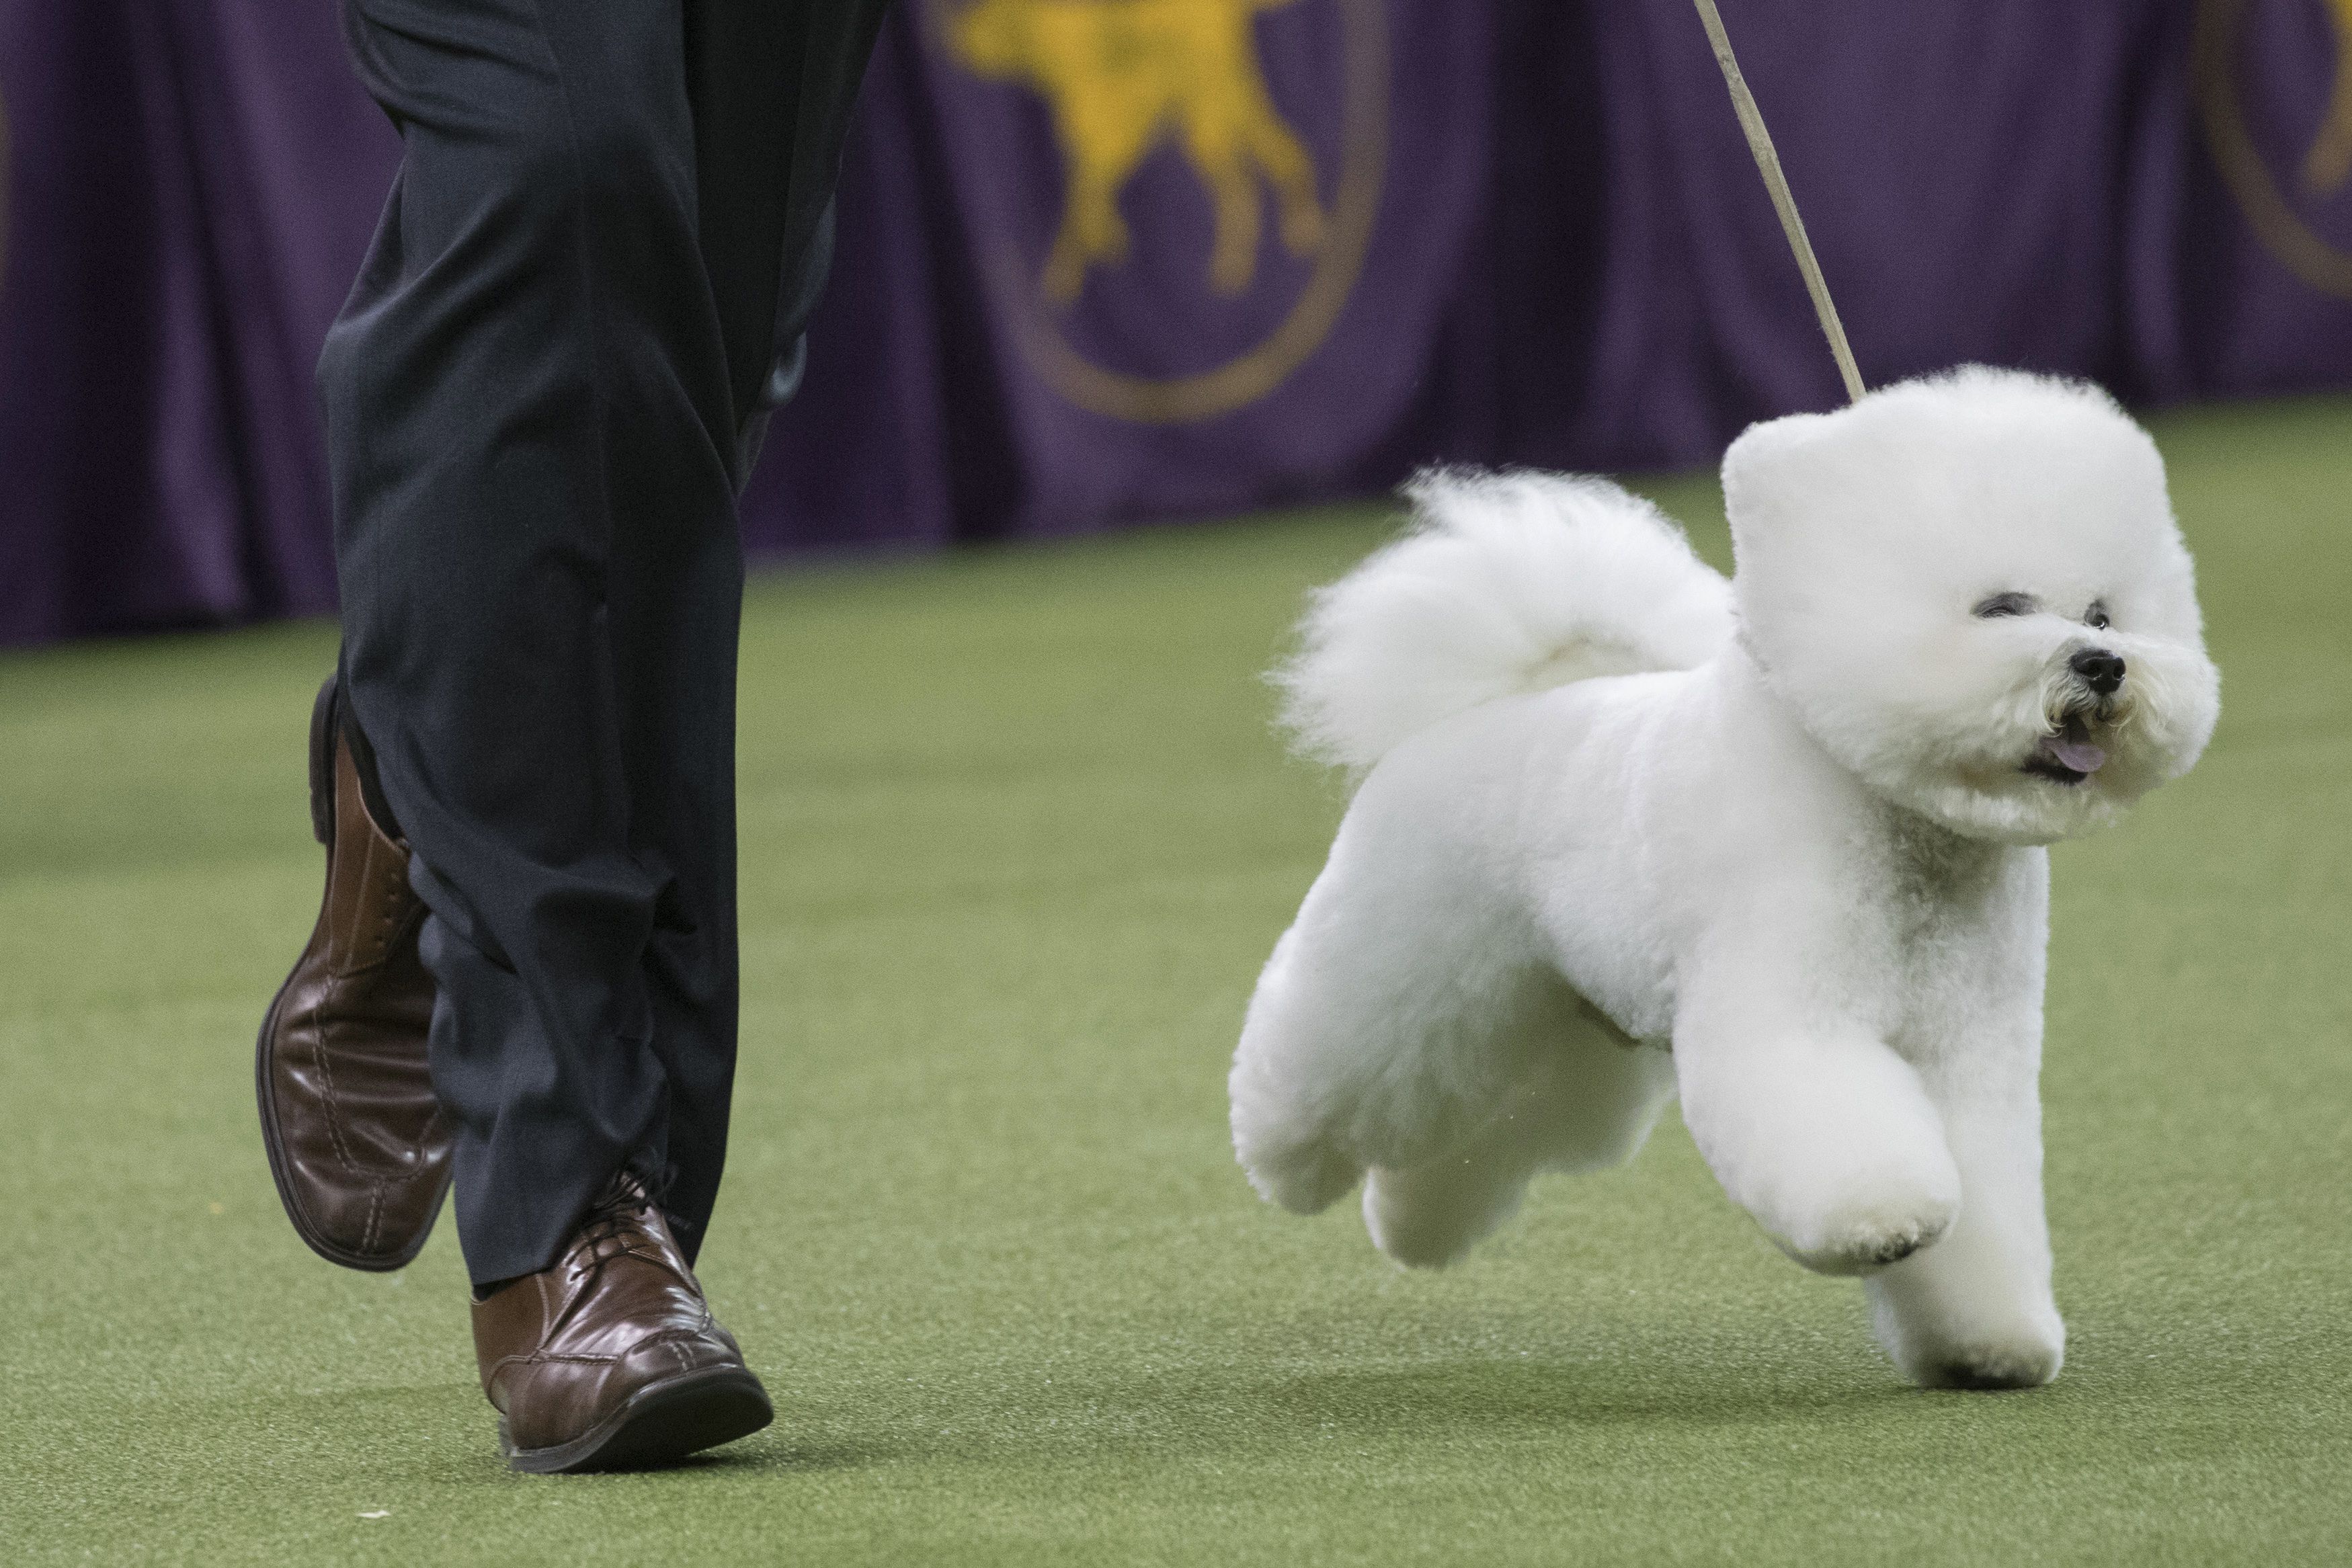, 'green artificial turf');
5,399,2351,1565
